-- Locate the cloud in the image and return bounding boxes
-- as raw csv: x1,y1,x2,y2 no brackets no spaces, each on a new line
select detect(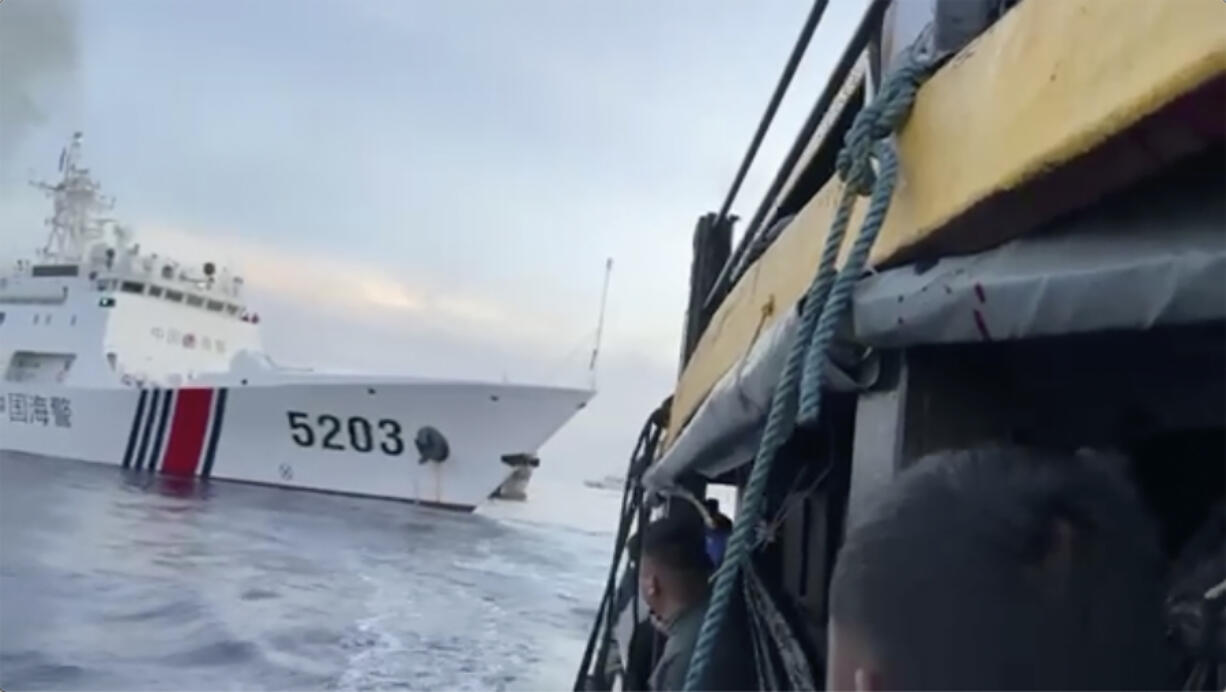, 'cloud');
360,277,425,312
0,0,80,162
134,224,675,386
139,224,571,353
